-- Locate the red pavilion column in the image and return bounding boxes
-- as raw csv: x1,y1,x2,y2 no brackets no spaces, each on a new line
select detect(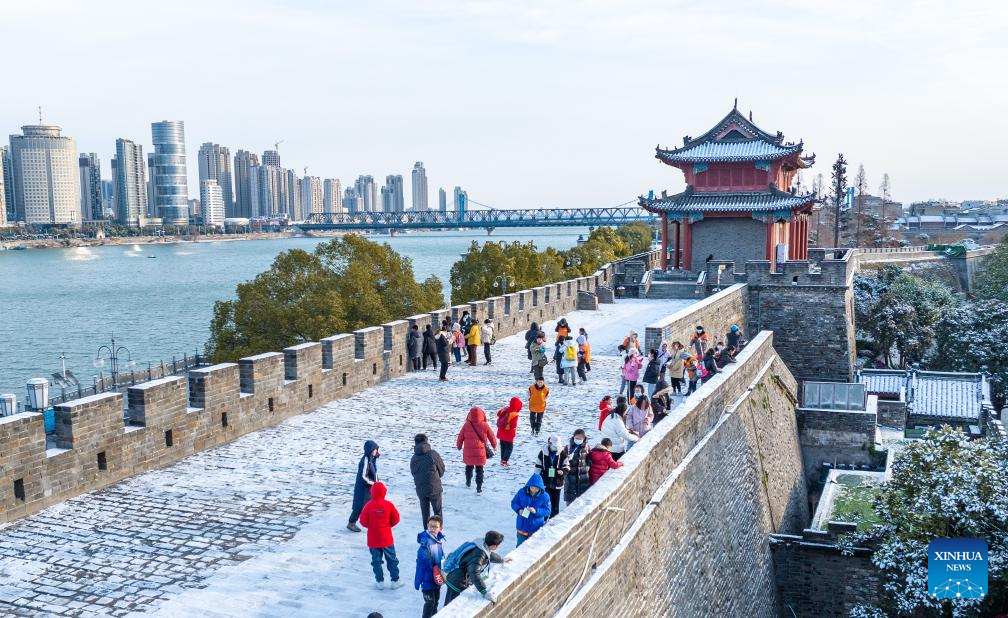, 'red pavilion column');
683,220,693,272
800,215,808,259
788,216,797,260
766,220,775,262
661,215,669,270
673,221,681,269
